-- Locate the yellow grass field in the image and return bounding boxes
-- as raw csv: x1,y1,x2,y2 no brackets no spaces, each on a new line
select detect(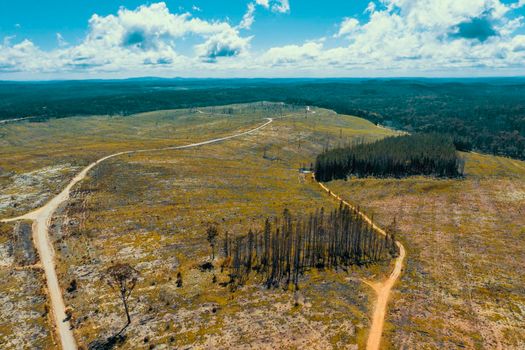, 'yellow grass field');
328,152,525,349
2,103,398,349
3,102,522,349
